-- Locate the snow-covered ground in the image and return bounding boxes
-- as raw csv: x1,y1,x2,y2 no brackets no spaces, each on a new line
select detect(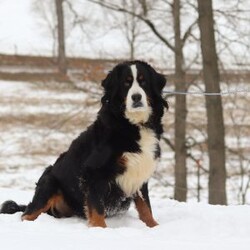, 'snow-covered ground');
1,188,250,250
